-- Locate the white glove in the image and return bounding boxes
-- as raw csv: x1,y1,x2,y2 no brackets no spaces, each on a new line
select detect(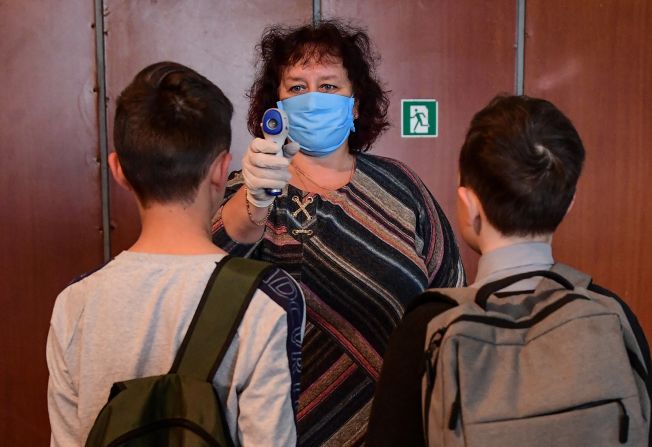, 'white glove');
242,138,300,207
